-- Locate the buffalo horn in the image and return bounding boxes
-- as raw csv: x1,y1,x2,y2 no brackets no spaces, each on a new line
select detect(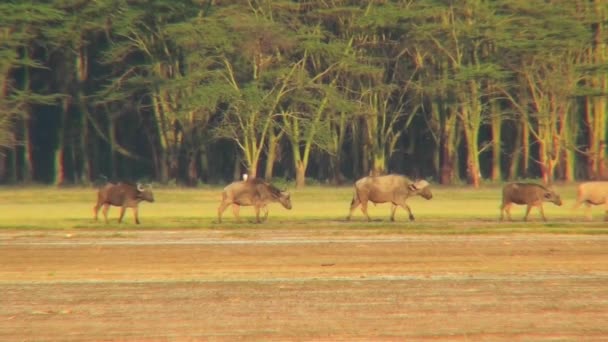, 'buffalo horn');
414,180,430,189
137,183,145,192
